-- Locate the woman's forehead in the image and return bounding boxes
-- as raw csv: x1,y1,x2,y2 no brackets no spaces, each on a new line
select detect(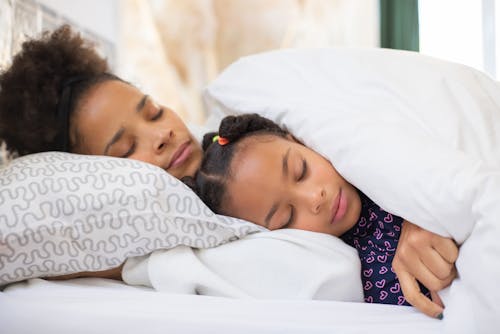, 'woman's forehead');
78,81,145,123
83,80,141,108
72,80,143,152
